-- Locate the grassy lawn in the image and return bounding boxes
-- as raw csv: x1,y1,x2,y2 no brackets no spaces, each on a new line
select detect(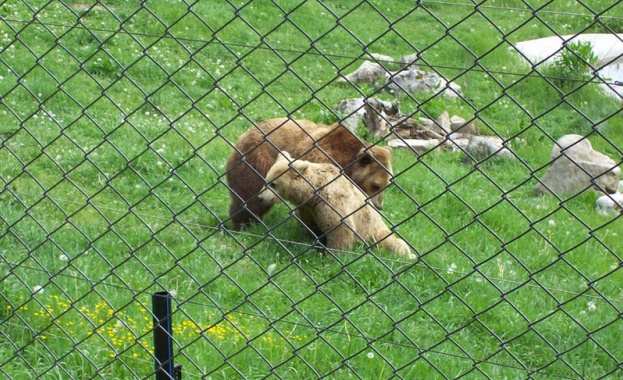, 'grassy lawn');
1,0,623,378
